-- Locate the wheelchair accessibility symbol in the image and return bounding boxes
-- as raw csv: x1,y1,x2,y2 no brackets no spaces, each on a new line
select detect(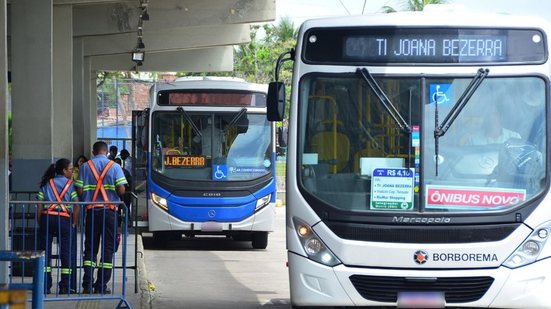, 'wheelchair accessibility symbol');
429,84,451,105
213,164,228,180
